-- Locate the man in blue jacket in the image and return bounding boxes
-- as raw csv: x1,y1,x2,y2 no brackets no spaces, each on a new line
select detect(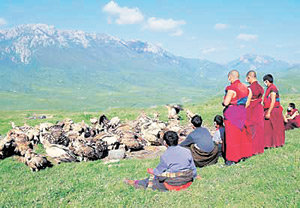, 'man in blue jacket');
124,131,197,191
180,115,218,168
